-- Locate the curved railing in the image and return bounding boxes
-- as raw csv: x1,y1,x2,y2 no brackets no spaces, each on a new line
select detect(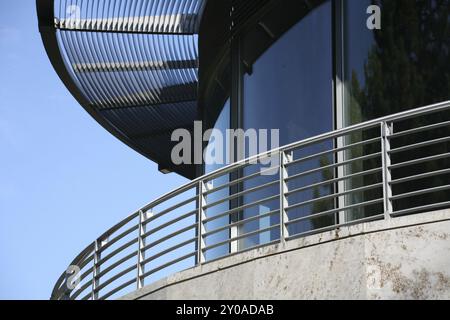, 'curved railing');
51,101,450,300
